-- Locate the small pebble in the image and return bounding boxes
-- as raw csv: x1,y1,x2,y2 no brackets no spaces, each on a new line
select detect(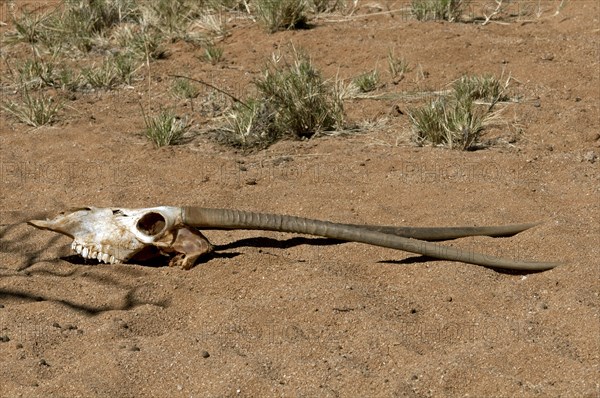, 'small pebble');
542,53,555,61
583,151,597,164
0,335,10,342
52,322,60,328
39,359,49,366
585,132,600,142
201,350,210,358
